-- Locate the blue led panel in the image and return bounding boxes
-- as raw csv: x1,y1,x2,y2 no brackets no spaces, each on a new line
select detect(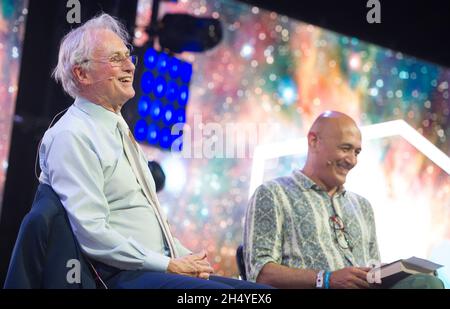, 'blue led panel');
133,48,192,151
